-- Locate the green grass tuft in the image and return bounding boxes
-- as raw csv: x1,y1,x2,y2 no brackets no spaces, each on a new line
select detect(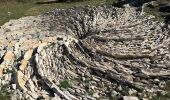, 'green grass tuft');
0,84,13,100
59,80,71,89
